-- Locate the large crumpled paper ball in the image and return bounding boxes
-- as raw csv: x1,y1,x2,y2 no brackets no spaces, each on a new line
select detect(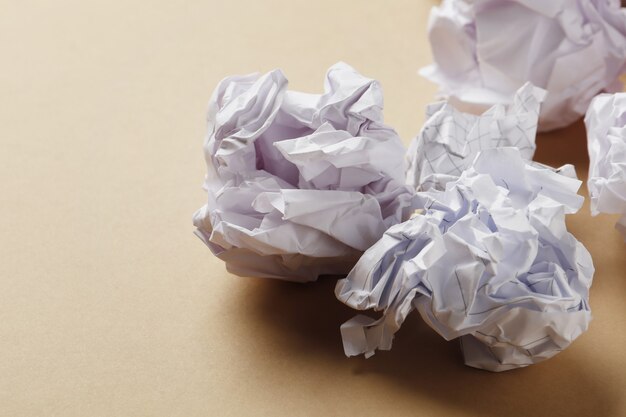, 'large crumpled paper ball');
193,62,413,282
420,0,626,132
586,92,626,238
336,147,594,371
